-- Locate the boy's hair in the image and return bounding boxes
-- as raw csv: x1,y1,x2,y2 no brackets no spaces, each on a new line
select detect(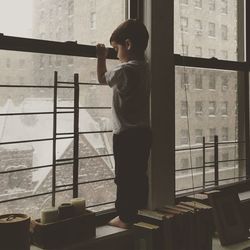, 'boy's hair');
110,19,149,54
